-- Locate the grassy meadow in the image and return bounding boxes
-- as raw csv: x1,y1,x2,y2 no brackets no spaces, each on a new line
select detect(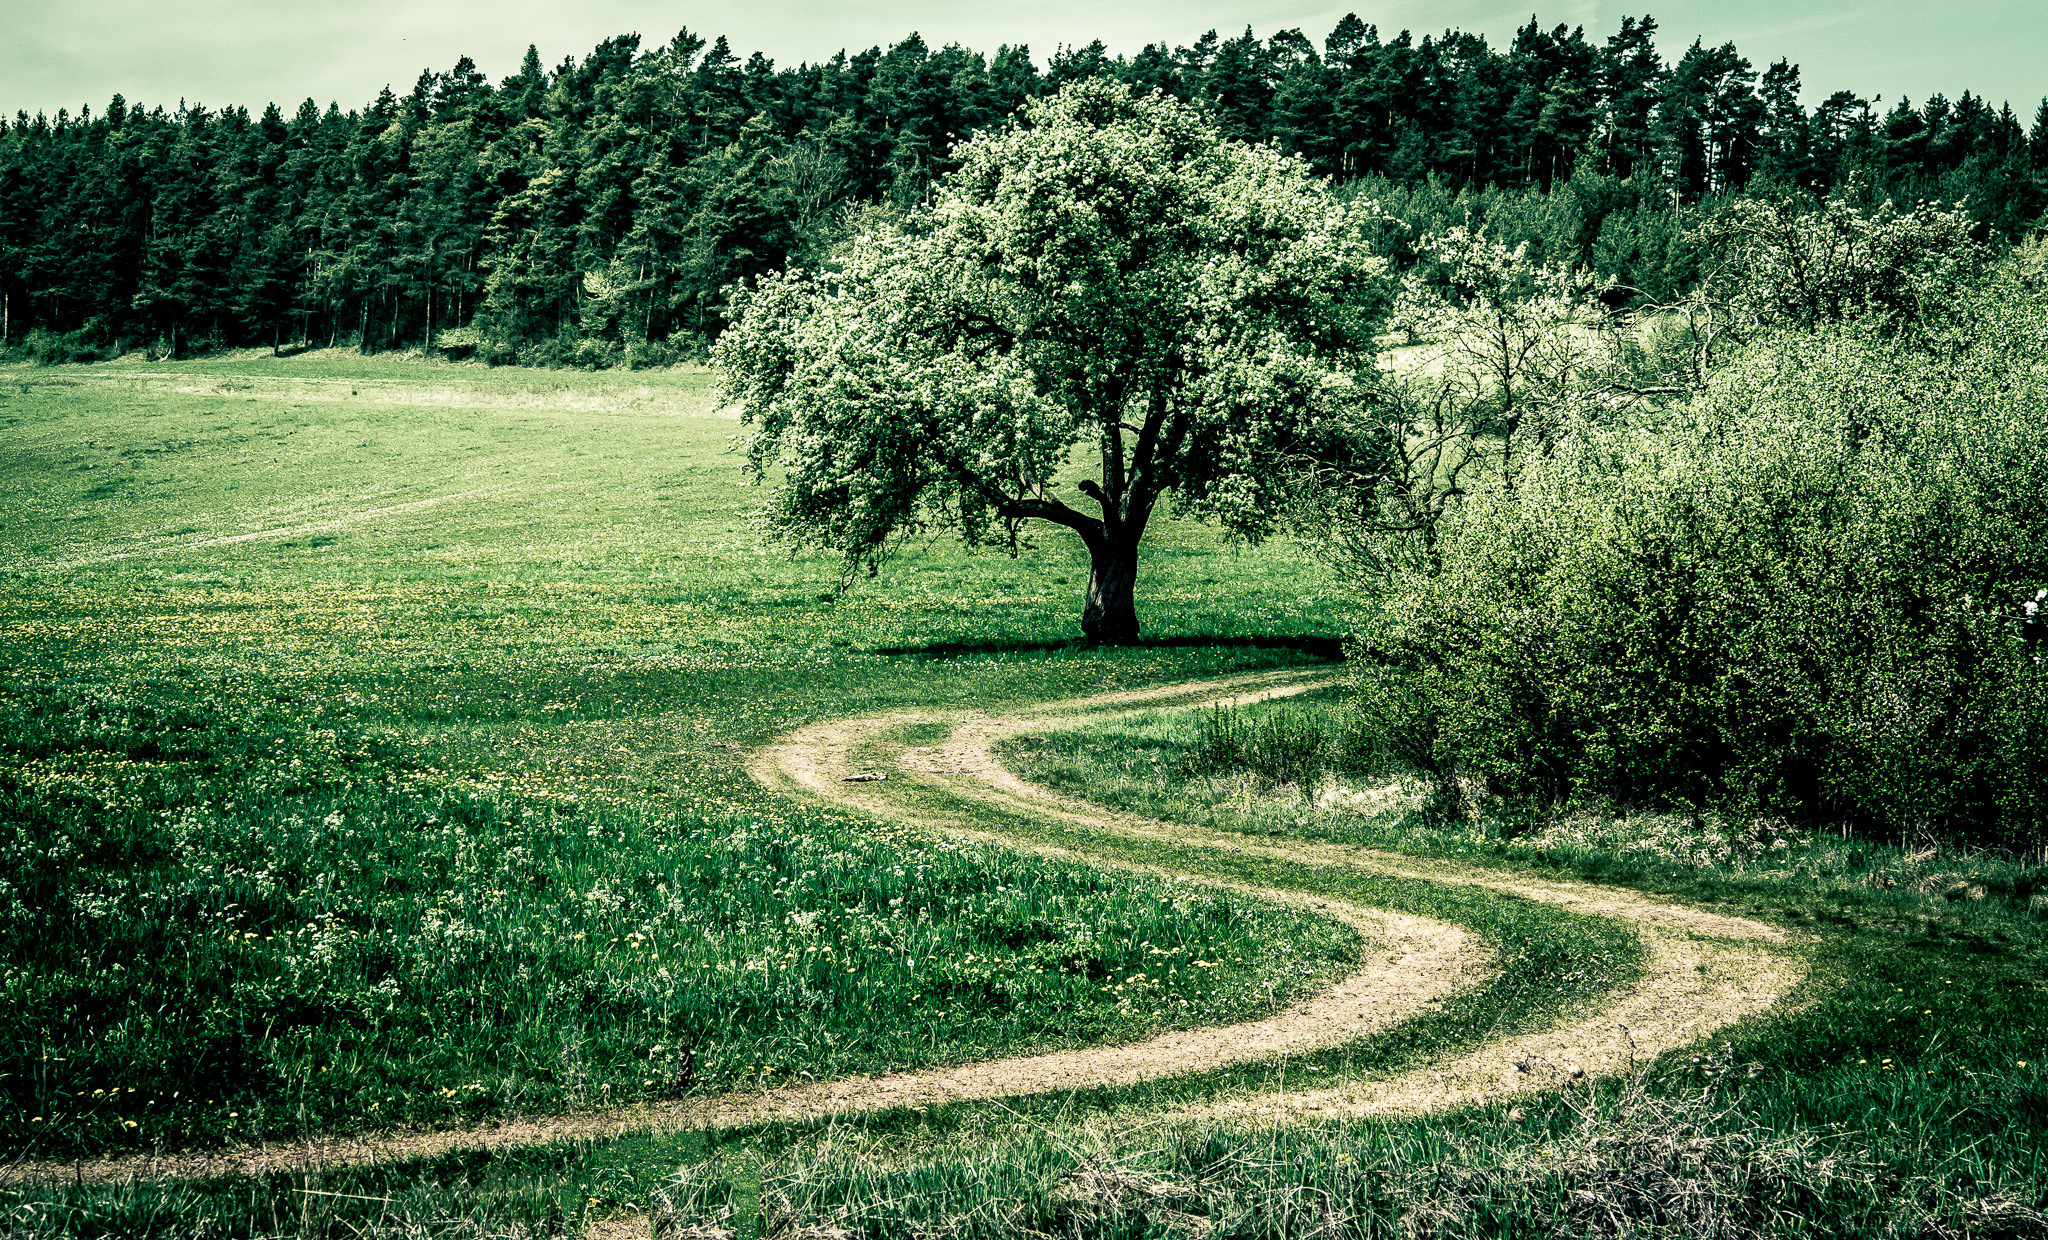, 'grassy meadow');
3,352,2044,1238
0,351,1378,1159
994,696,2048,1236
